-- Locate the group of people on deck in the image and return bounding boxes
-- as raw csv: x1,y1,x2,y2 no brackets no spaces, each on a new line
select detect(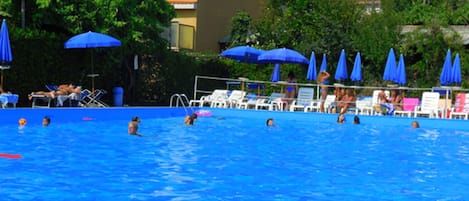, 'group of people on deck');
377,88,403,115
